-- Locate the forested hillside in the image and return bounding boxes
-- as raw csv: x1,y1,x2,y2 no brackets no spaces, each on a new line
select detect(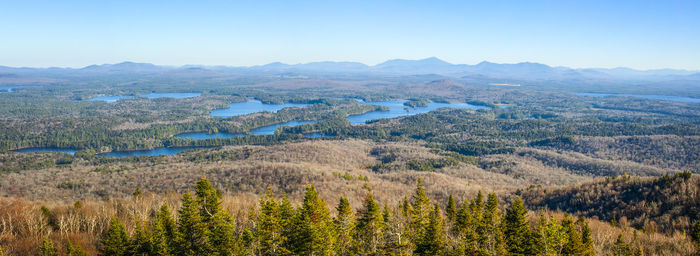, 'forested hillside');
521,172,699,234
0,178,694,255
